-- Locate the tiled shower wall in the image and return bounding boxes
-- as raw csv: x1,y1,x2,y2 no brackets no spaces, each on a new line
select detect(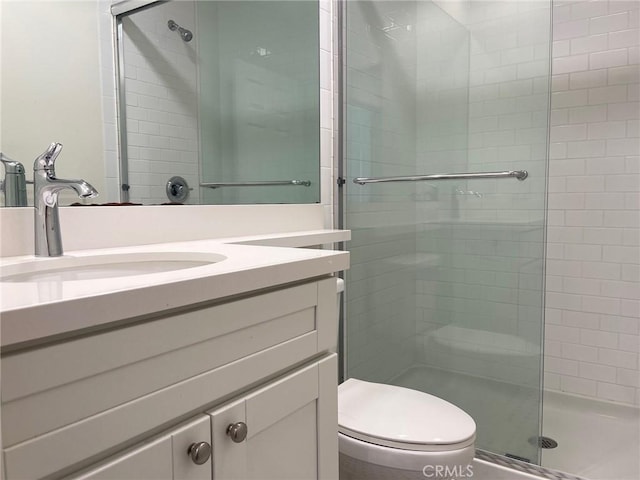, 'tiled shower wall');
545,0,640,406
344,1,420,383
121,1,199,205
416,1,550,390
